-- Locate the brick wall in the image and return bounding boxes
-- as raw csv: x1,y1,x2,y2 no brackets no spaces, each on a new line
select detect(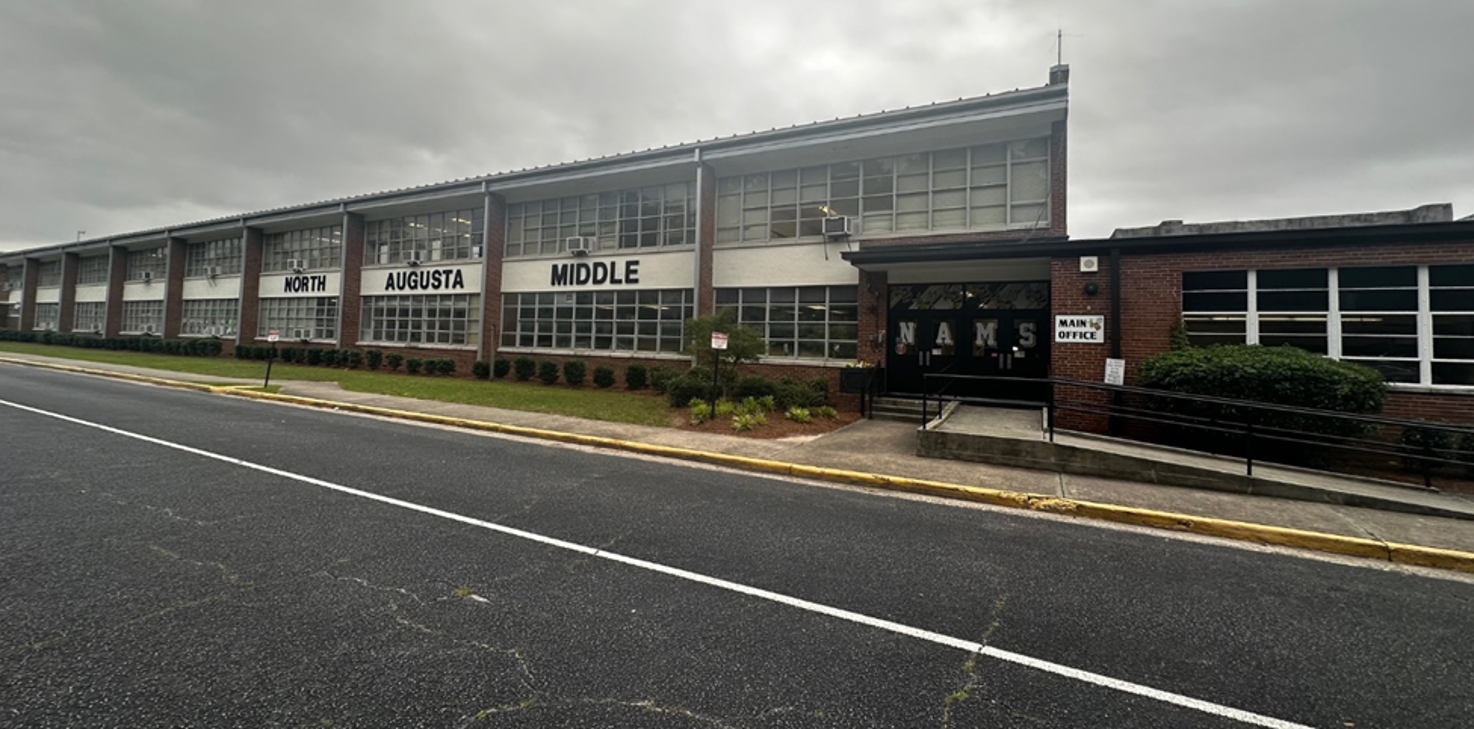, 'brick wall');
104,247,126,336
1050,256,1112,430
163,237,187,338
697,162,717,316
19,258,39,331
59,253,79,332
237,228,264,345
339,214,365,348
481,193,506,362
1055,238,1474,432
857,269,888,365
